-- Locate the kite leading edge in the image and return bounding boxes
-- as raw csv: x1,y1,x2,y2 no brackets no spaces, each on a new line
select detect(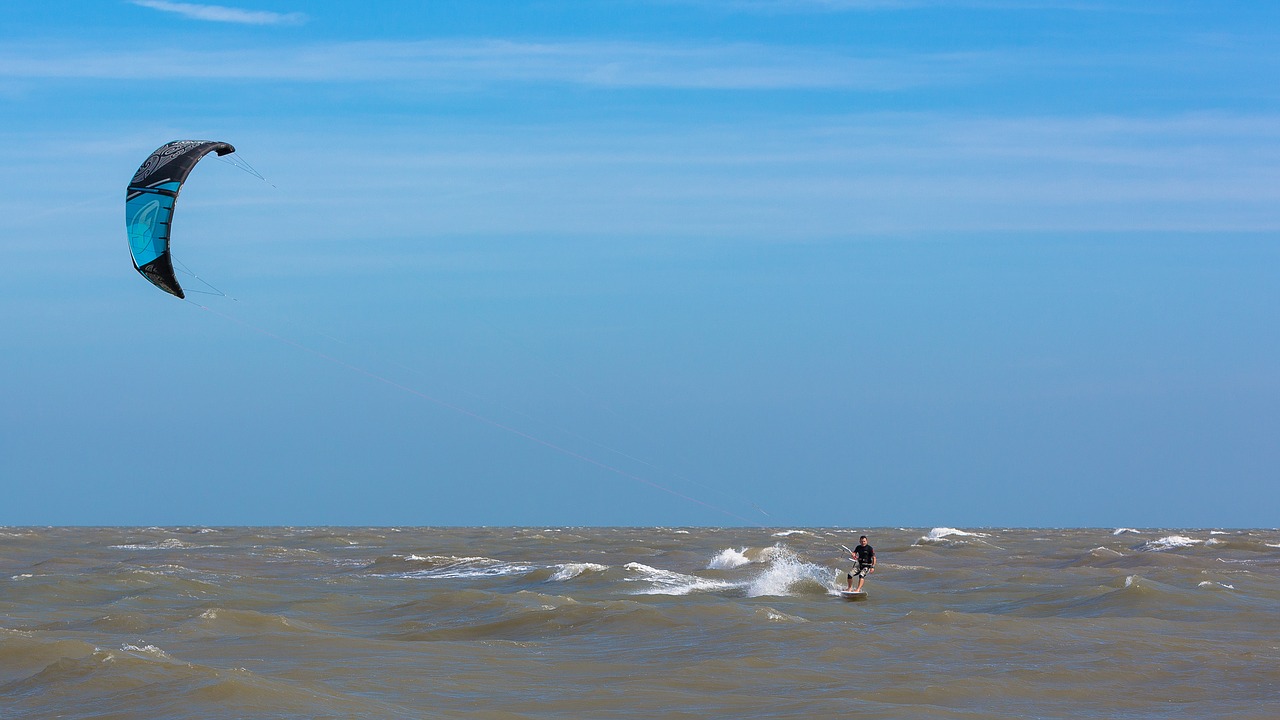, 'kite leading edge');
125,140,235,299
